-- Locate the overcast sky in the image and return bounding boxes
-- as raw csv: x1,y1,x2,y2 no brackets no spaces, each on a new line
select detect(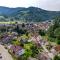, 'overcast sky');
0,0,60,11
